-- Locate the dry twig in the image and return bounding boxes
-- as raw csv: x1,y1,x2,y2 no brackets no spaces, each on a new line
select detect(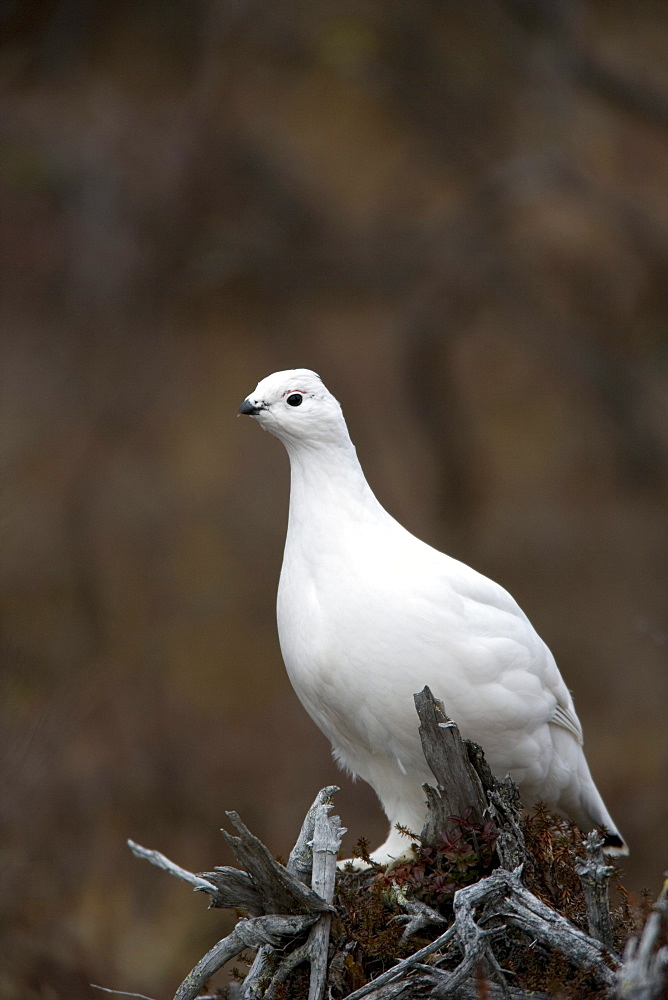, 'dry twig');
126,689,664,999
